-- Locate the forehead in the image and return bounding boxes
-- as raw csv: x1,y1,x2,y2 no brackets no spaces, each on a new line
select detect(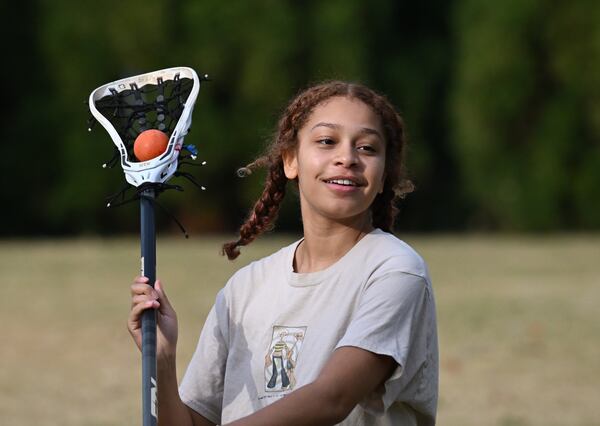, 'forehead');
303,96,382,133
